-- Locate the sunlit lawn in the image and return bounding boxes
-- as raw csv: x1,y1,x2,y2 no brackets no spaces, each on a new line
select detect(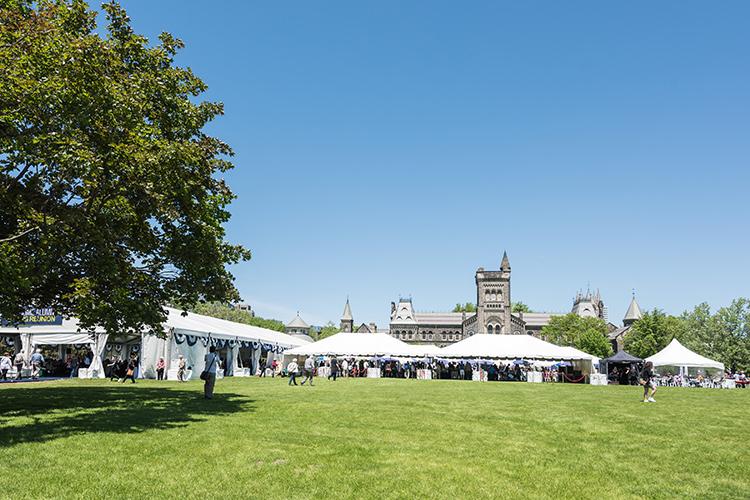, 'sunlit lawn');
0,376,747,499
